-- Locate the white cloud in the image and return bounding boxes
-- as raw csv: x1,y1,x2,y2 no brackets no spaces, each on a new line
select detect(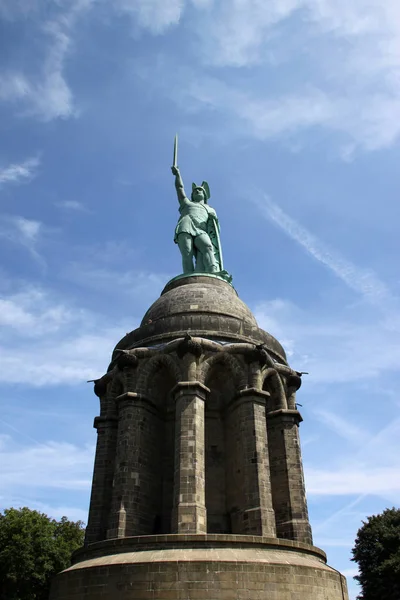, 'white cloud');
55,200,89,212
306,466,400,500
66,264,171,299
0,434,93,491
340,568,358,579
128,0,400,152
255,298,400,383
0,156,40,187
14,216,41,241
0,73,31,102
255,195,396,311
115,0,185,33
0,215,43,261
0,0,94,120
0,285,132,385
0,288,75,335
3,1,399,147
193,0,303,67
0,328,124,386
312,409,368,446
0,0,42,20
12,501,88,524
